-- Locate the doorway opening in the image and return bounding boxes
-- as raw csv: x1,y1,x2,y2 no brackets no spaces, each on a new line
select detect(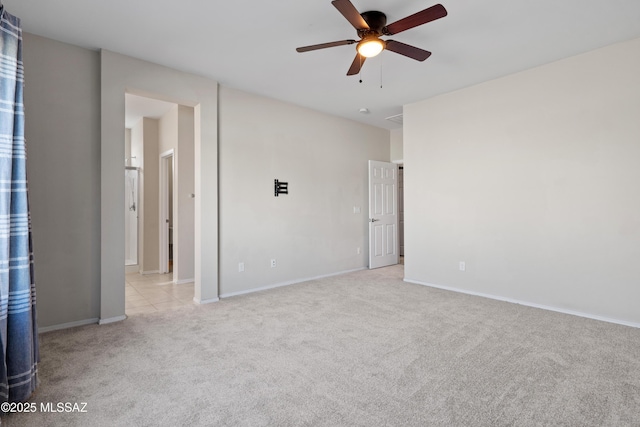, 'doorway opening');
100,52,220,324
123,93,196,316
